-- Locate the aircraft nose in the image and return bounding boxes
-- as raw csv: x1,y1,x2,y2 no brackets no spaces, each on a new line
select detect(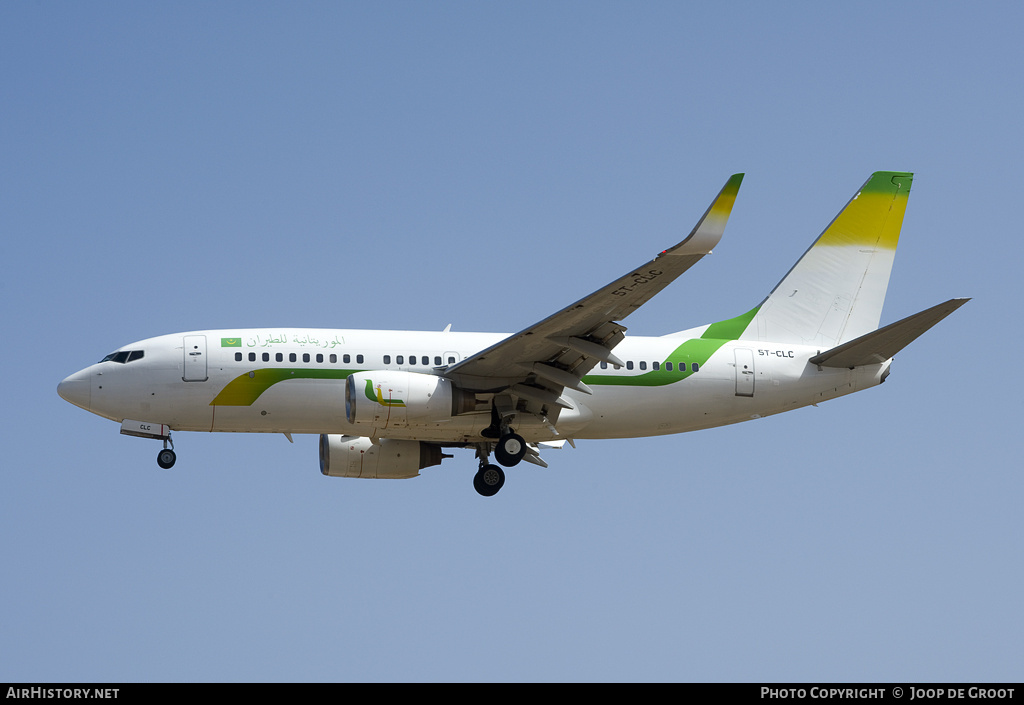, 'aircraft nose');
57,370,91,410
